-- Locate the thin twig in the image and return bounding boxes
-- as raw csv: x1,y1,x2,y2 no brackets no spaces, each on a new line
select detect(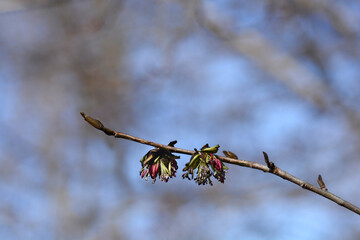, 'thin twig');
80,112,360,215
